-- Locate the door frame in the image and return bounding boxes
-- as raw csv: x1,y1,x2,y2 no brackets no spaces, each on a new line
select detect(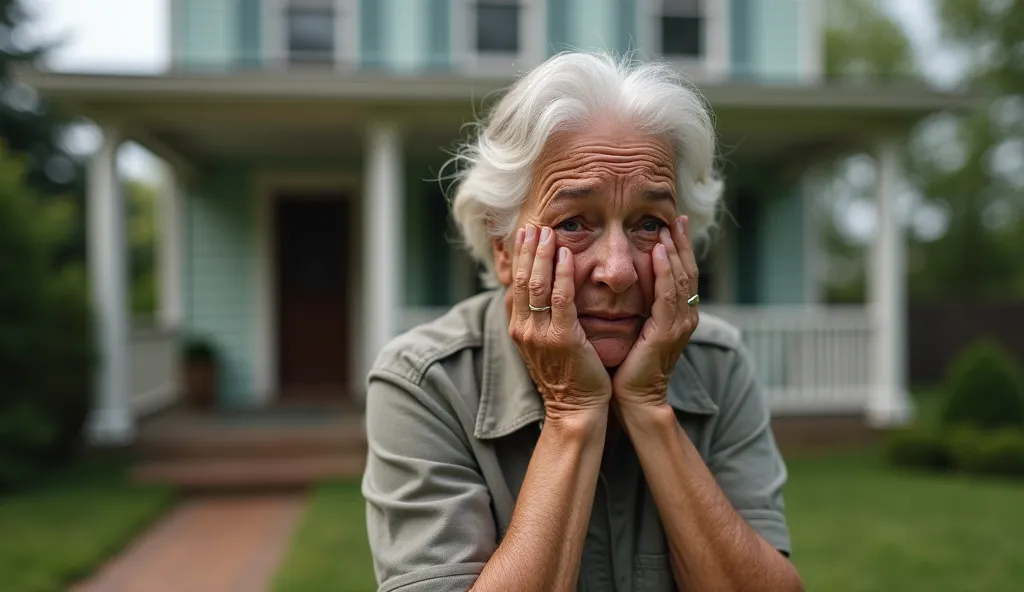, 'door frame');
253,171,362,405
